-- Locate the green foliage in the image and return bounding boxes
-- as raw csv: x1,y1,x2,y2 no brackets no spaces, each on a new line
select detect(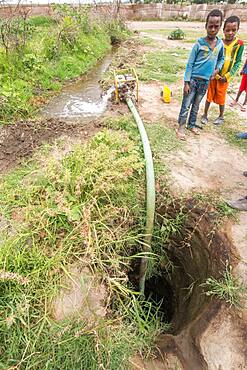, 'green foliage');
0,128,168,368
137,49,187,83
145,122,183,175
193,192,237,221
168,28,186,40
0,10,130,123
0,16,33,55
104,19,131,45
27,15,56,27
201,264,247,308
